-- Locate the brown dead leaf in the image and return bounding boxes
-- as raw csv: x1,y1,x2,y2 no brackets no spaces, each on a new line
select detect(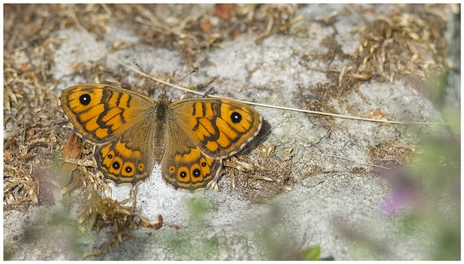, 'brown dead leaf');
27,129,35,141
60,132,83,186
20,62,29,72
138,214,163,230
34,169,60,205
200,18,214,33
4,150,12,160
368,108,386,120
214,4,234,20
